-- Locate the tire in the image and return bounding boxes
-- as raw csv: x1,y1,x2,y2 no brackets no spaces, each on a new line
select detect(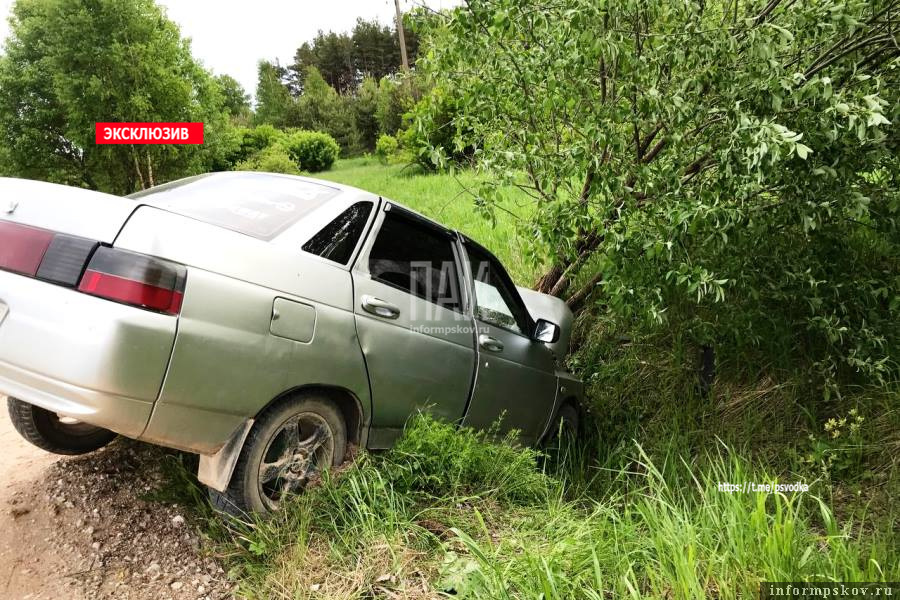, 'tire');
544,402,580,446
7,397,117,455
209,395,347,516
